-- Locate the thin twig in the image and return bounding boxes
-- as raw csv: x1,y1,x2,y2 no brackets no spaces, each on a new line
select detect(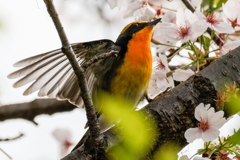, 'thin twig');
83,50,118,69
181,0,224,46
0,133,24,141
43,0,101,150
0,148,12,160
